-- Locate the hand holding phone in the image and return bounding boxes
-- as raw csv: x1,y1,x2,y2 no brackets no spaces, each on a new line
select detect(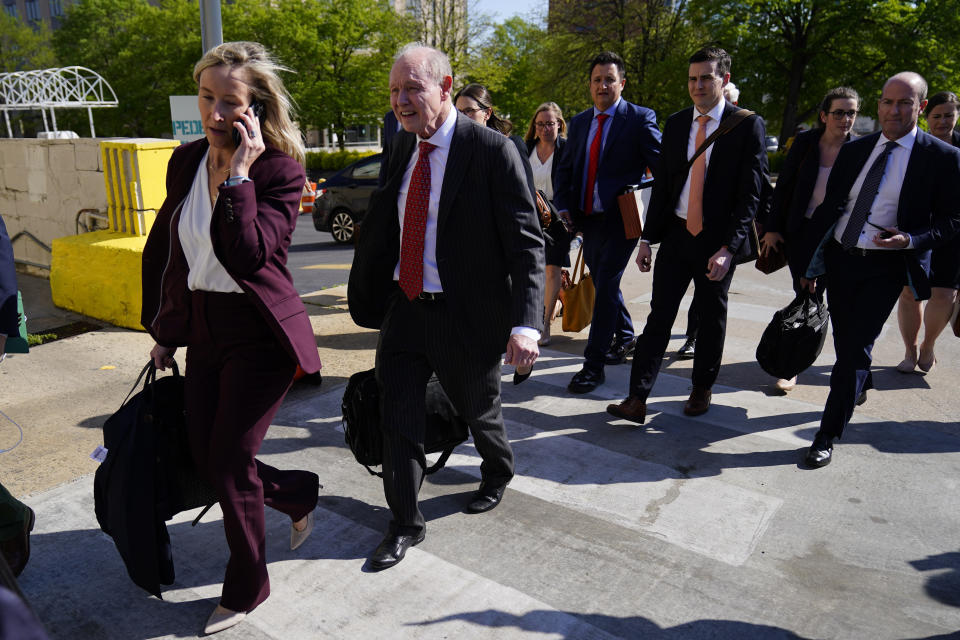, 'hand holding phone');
232,100,264,147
